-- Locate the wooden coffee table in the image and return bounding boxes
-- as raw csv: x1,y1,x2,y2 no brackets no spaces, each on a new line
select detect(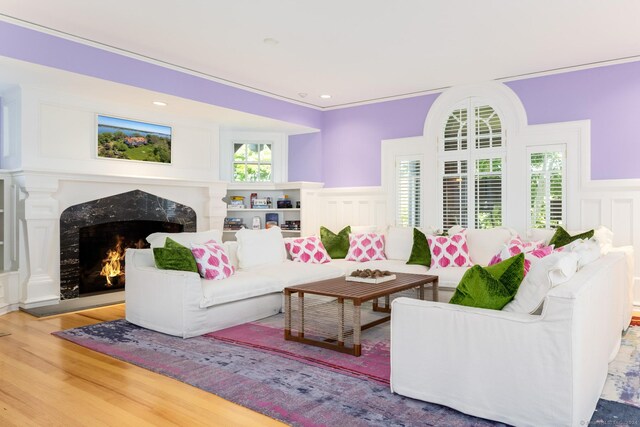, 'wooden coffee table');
284,272,438,356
